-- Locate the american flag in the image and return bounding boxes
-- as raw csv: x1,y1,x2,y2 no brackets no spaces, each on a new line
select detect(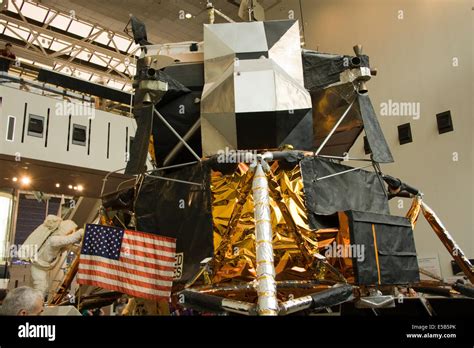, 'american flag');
77,224,176,301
